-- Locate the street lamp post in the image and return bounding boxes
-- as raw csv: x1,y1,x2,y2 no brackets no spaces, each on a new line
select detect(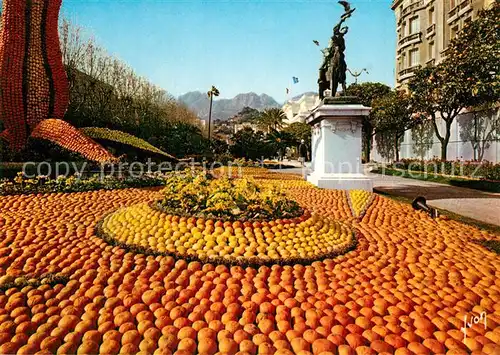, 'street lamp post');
207,85,220,144
347,68,368,84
